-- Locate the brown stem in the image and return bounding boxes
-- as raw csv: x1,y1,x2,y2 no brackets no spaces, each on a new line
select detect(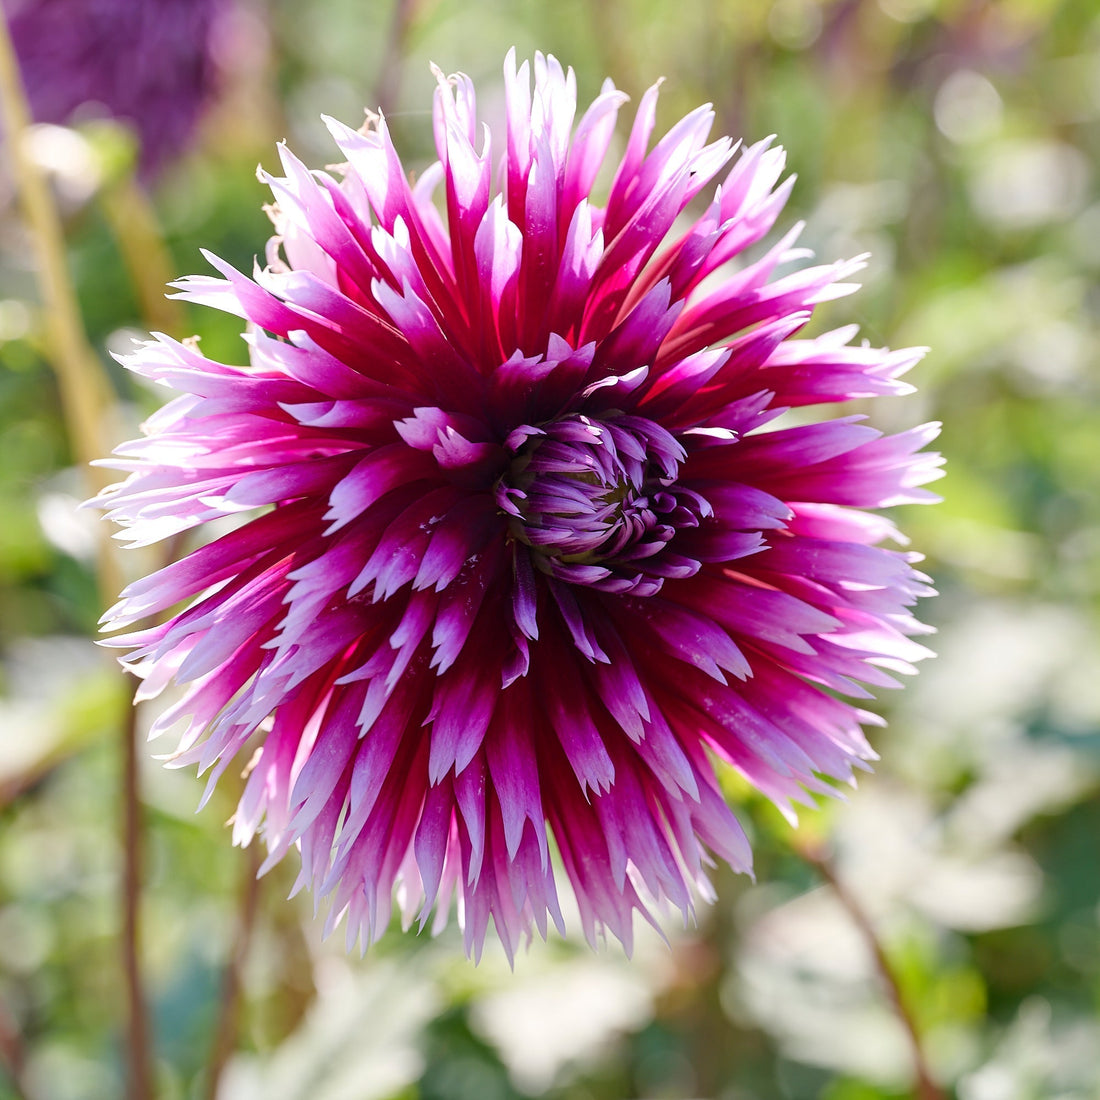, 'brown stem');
202,845,262,1100
800,840,945,1100
0,997,38,1100
0,742,83,810
122,687,155,1100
